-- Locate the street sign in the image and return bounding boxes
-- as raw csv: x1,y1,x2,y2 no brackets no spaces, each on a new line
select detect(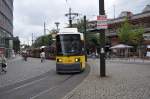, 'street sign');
100,48,105,53
97,15,108,29
87,15,108,32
